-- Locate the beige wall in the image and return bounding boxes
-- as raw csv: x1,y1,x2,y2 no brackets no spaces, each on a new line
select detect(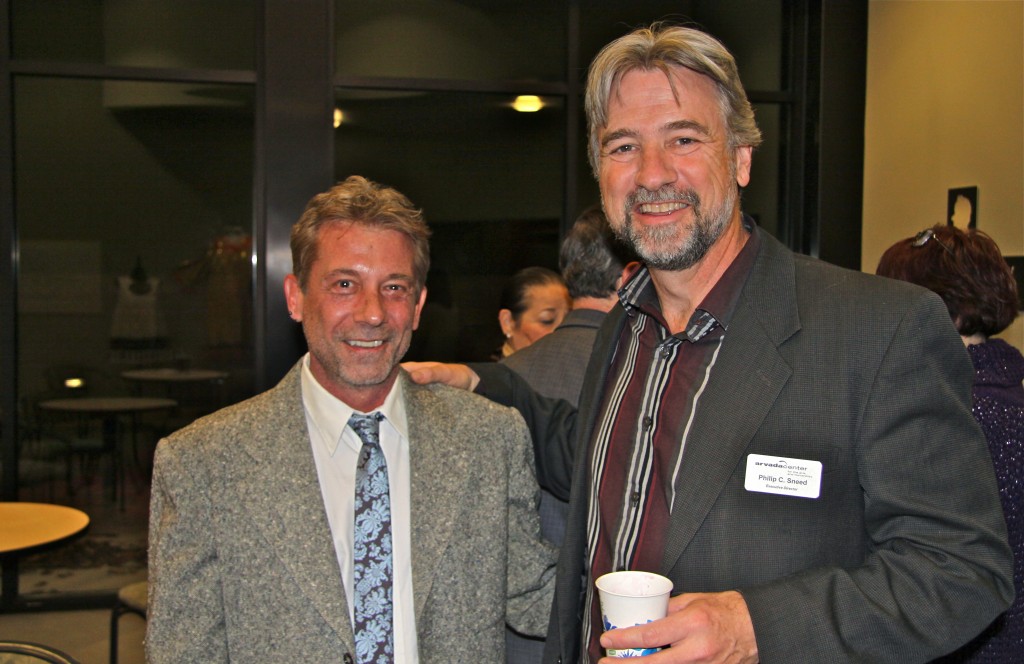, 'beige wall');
863,0,1024,347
